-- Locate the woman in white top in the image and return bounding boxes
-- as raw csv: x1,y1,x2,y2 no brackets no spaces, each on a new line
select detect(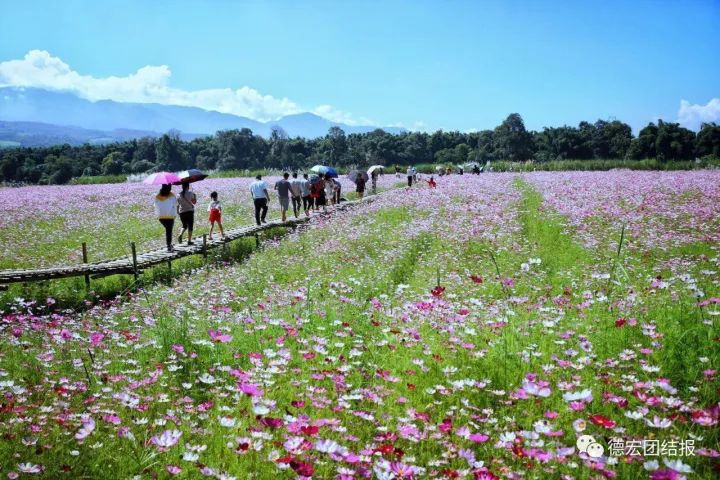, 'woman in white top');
324,177,335,207
154,184,177,251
